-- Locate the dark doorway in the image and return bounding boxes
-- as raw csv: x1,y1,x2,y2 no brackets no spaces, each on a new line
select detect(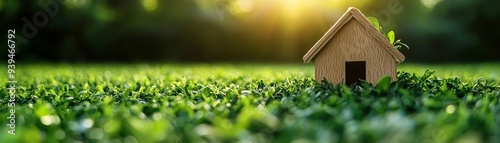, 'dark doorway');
345,61,366,85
